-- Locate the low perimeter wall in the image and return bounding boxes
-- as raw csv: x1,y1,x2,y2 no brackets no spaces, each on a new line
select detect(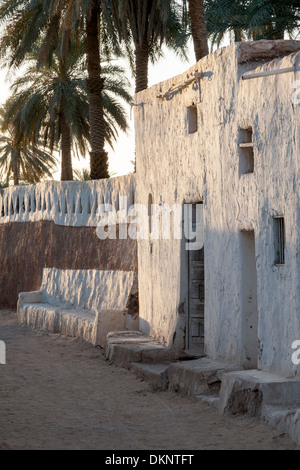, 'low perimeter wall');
0,175,137,308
